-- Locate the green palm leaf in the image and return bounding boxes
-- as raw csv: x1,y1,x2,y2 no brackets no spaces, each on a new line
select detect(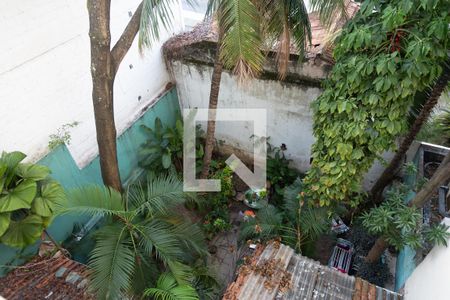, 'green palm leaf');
88,224,135,299
62,185,125,218
144,273,199,300
220,0,265,81
310,0,348,28
139,0,197,51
